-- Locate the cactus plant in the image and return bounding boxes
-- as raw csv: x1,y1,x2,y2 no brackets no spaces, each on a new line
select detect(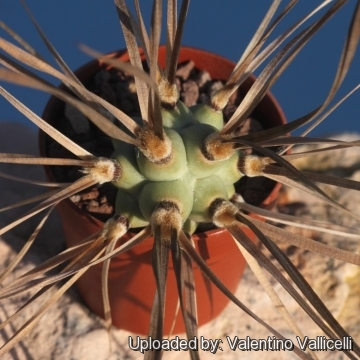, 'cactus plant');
0,0,360,359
